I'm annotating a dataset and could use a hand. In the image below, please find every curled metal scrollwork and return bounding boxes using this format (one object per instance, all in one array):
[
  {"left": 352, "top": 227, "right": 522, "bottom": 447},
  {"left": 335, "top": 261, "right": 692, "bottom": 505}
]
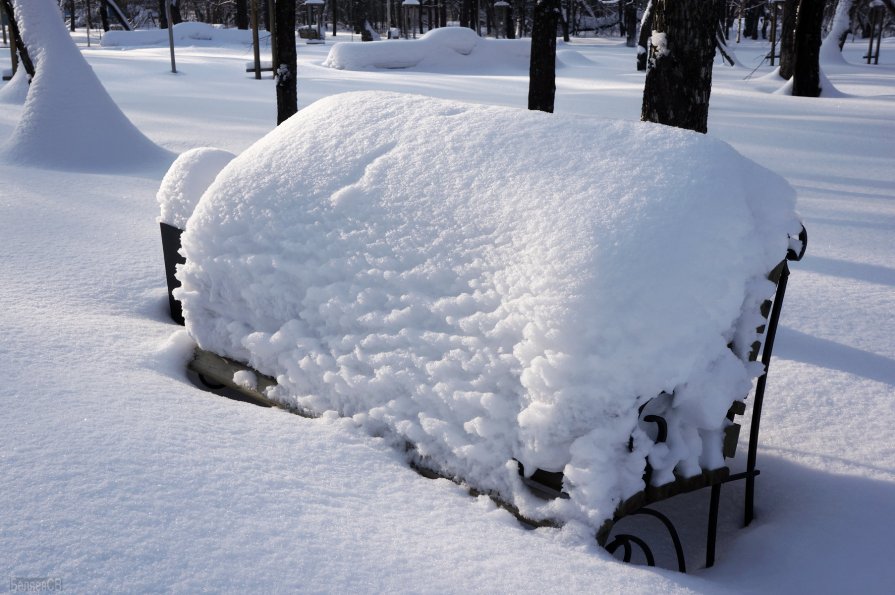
[
  {"left": 606, "top": 533, "right": 656, "bottom": 566},
  {"left": 603, "top": 507, "right": 687, "bottom": 573}
]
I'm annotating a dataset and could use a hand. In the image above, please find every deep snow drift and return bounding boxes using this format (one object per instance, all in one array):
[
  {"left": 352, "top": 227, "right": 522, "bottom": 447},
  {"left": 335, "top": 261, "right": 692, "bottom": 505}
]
[
  {"left": 177, "top": 91, "right": 801, "bottom": 528},
  {"left": 0, "top": 0, "right": 171, "bottom": 172}
]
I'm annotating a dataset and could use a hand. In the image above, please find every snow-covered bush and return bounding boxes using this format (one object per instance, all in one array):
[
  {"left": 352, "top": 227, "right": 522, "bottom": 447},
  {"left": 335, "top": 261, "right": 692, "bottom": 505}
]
[{"left": 176, "top": 91, "right": 801, "bottom": 528}]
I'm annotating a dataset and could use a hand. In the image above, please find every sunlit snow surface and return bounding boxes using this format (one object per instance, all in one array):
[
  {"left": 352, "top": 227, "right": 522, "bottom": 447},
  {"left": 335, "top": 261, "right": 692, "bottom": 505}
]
[{"left": 1, "top": 16, "right": 893, "bottom": 592}]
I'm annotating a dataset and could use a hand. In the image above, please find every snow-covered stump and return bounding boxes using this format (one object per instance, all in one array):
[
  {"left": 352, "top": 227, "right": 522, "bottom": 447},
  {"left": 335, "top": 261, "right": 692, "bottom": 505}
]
[{"left": 174, "top": 91, "right": 805, "bottom": 568}]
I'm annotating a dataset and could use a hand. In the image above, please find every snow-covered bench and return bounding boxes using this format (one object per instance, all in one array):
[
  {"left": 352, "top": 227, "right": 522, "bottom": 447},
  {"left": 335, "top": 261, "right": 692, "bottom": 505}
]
[
  {"left": 161, "top": 92, "right": 806, "bottom": 570},
  {"left": 530, "top": 228, "right": 807, "bottom": 570}
]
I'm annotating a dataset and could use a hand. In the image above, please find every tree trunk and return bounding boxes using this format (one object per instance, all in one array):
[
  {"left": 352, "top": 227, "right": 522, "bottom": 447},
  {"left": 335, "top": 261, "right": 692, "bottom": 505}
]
[
  {"left": 353, "top": 0, "right": 372, "bottom": 40},
  {"left": 560, "top": 0, "right": 570, "bottom": 42},
  {"left": 461, "top": 0, "right": 472, "bottom": 28},
  {"left": 744, "top": 0, "right": 760, "bottom": 39},
  {"left": 640, "top": 0, "right": 719, "bottom": 134},
  {"left": 624, "top": 0, "right": 637, "bottom": 48},
  {"left": 69, "top": 0, "right": 75, "bottom": 31},
  {"left": 791, "top": 0, "right": 824, "bottom": 97},
  {"left": 779, "top": 0, "right": 798, "bottom": 79},
  {"left": 99, "top": 1, "right": 110, "bottom": 32},
  {"left": 637, "top": 1, "right": 653, "bottom": 71},
  {"left": 236, "top": 0, "right": 249, "bottom": 29},
  {"left": 528, "top": 0, "right": 559, "bottom": 112},
  {"left": 332, "top": 0, "right": 338, "bottom": 35},
  {"left": 275, "top": 0, "right": 297, "bottom": 124},
  {"left": 170, "top": 1, "right": 183, "bottom": 25},
  {"left": 1, "top": 0, "right": 34, "bottom": 76},
  {"left": 159, "top": 0, "right": 168, "bottom": 28}
]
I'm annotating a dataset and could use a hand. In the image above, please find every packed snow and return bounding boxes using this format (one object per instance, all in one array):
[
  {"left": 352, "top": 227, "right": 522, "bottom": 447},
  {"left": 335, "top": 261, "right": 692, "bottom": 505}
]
[
  {"left": 177, "top": 91, "right": 800, "bottom": 528},
  {"left": 0, "top": 0, "right": 172, "bottom": 172},
  {"left": 1, "top": 14, "right": 893, "bottom": 593},
  {"left": 157, "top": 147, "right": 235, "bottom": 228}
]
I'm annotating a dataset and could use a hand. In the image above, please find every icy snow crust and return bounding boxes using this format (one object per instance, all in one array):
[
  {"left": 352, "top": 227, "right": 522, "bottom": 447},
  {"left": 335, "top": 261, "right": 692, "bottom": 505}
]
[
  {"left": 157, "top": 148, "right": 235, "bottom": 228},
  {"left": 178, "top": 91, "right": 801, "bottom": 528}
]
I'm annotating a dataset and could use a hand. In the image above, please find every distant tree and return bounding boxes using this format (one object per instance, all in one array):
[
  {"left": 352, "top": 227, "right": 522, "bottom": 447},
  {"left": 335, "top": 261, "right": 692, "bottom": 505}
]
[
  {"left": 560, "top": 0, "right": 570, "bottom": 42},
  {"left": 236, "top": 0, "right": 248, "bottom": 29},
  {"left": 528, "top": 0, "right": 560, "bottom": 112},
  {"left": 353, "top": 0, "right": 372, "bottom": 40},
  {"left": 275, "top": 0, "right": 297, "bottom": 124},
  {"left": 515, "top": 0, "right": 527, "bottom": 37},
  {"left": 331, "top": 0, "right": 338, "bottom": 35},
  {"left": 743, "top": 0, "right": 762, "bottom": 39},
  {"left": 99, "top": 0, "right": 110, "bottom": 31},
  {"left": 624, "top": 0, "right": 637, "bottom": 48},
  {"left": 778, "top": 0, "right": 799, "bottom": 79},
  {"left": 641, "top": 0, "right": 720, "bottom": 133},
  {"left": 791, "top": 0, "right": 825, "bottom": 97},
  {"left": 636, "top": 0, "right": 653, "bottom": 71}
]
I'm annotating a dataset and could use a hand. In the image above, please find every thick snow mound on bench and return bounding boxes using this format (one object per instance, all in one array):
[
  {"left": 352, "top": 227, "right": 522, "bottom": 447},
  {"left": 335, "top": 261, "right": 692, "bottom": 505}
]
[
  {"left": 178, "top": 91, "right": 801, "bottom": 527},
  {"left": 323, "top": 27, "right": 534, "bottom": 72},
  {"left": 157, "top": 148, "right": 235, "bottom": 228}
]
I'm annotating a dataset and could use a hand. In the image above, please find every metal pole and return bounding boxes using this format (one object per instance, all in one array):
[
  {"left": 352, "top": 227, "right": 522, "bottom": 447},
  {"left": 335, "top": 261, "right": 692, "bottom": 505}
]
[
  {"left": 475, "top": 0, "right": 481, "bottom": 36},
  {"left": 86, "top": 0, "right": 92, "bottom": 47},
  {"left": 866, "top": 9, "right": 876, "bottom": 65},
  {"left": 165, "top": 2, "right": 177, "bottom": 72},
  {"left": 251, "top": 0, "right": 261, "bottom": 79},
  {"left": 872, "top": 8, "right": 883, "bottom": 65}
]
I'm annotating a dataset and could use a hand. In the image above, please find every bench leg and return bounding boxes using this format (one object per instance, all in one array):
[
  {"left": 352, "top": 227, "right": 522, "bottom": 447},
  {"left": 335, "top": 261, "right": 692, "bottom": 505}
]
[
  {"left": 745, "top": 472, "right": 755, "bottom": 526},
  {"left": 706, "top": 483, "right": 721, "bottom": 568}
]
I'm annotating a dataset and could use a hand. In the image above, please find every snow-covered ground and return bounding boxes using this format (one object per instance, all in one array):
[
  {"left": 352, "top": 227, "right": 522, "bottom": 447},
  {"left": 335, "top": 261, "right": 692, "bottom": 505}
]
[{"left": 1, "top": 26, "right": 893, "bottom": 593}]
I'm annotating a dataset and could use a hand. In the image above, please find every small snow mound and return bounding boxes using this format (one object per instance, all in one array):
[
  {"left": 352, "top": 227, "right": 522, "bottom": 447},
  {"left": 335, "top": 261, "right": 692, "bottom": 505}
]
[
  {"left": 178, "top": 91, "right": 801, "bottom": 529},
  {"left": 0, "top": 68, "right": 30, "bottom": 104},
  {"left": 158, "top": 148, "right": 236, "bottom": 229},
  {"left": 555, "top": 49, "right": 595, "bottom": 66},
  {"left": 774, "top": 67, "right": 847, "bottom": 98}
]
